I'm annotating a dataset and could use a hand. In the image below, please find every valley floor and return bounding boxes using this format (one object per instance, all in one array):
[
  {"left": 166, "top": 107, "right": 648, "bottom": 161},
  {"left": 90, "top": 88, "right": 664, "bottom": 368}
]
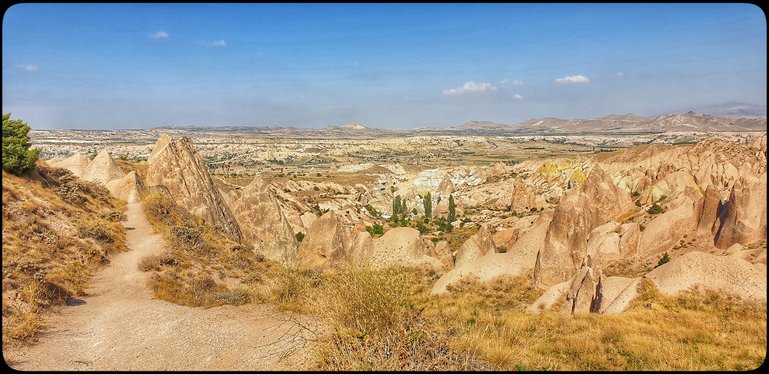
[{"left": 3, "top": 203, "right": 311, "bottom": 370}]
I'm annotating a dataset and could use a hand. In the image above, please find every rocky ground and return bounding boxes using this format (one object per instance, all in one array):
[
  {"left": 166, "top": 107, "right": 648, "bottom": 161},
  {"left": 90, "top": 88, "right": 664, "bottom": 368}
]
[{"left": 41, "top": 130, "right": 768, "bottom": 315}]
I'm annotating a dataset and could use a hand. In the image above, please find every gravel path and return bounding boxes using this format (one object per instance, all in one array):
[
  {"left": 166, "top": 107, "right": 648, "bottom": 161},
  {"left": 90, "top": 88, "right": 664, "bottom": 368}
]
[{"left": 5, "top": 203, "right": 313, "bottom": 370}]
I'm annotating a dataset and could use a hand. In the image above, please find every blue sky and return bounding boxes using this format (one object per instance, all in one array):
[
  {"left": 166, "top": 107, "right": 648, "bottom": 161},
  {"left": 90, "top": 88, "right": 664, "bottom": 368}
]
[{"left": 2, "top": 3, "right": 766, "bottom": 129}]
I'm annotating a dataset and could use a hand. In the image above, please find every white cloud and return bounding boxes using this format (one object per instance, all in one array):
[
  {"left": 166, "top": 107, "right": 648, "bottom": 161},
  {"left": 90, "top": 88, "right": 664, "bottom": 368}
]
[
  {"left": 15, "top": 64, "right": 38, "bottom": 72},
  {"left": 513, "top": 94, "right": 524, "bottom": 100},
  {"left": 554, "top": 74, "right": 590, "bottom": 84},
  {"left": 500, "top": 78, "right": 523, "bottom": 85},
  {"left": 615, "top": 72, "right": 624, "bottom": 77},
  {"left": 442, "top": 81, "right": 498, "bottom": 96},
  {"left": 148, "top": 31, "right": 169, "bottom": 40},
  {"left": 201, "top": 40, "right": 227, "bottom": 48}
]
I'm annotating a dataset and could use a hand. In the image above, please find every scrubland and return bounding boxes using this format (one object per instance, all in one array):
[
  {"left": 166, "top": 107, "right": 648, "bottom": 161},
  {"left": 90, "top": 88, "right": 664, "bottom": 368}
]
[{"left": 139, "top": 195, "right": 766, "bottom": 371}]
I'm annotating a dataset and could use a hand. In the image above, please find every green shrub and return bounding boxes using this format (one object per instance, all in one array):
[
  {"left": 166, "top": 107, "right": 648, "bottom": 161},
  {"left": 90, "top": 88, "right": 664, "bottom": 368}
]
[
  {"left": 295, "top": 231, "right": 305, "bottom": 242},
  {"left": 366, "top": 223, "right": 384, "bottom": 236},
  {"left": 2, "top": 113, "right": 40, "bottom": 175},
  {"left": 656, "top": 252, "right": 671, "bottom": 267},
  {"left": 648, "top": 203, "right": 665, "bottom": 214}
]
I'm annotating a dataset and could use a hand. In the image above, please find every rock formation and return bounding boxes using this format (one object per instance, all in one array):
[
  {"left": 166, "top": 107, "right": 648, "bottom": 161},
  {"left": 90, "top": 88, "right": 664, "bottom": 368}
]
[
  {"left": 714, "top": 173, "right": 768, "bottom": 249},
  {"left": 49, "top": 153, "right": 90, "bottom": 177},
  {"left": 454, "top": 225, "right": 496, "bottom": 268},
  {"left": 298, "top": 211, "right": 349, "bottom": 270},
  {"left": 365, "top": 227, "right": 443, "bottom": 270},
  {"left": 105, "top": 171, "right": 145, "bottom": 204},
  {"left": 534, "top": 165, "right": 635, "bottom": 287},
  {"left": 145, "top": 135, "right": 242, "bottom": 243},
  {"left": 230, "top": 176, "right": 298, "bottom": 263},
  {"left": 82, "top": 149, "right": 126, "bottom": 186},
  {"left": 431, "top": 210, "right": 553, "bottom": 295}
]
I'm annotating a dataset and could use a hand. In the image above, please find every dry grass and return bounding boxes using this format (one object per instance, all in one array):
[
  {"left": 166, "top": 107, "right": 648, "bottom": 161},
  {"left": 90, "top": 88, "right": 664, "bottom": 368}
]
[
  {"left": 296, "top": 266, "right": 489, "bottom": 370},
  {"left": 2, "top": 166, "right": 127, "bottom": 346},
  {"left": 140, "top": 192, "right": 275, "bottom": 308},
  {"left": 425, "top": 275, "right": 766, "bottom": 370}
]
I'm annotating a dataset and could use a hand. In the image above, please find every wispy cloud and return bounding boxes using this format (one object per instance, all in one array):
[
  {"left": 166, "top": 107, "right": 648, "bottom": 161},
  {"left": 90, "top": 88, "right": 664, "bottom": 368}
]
[
  {"left": 15, "top": 64, "right": 38, "bottom": 72},
  {"left": 615, "top": 72, "right": 624, "bottom": 77},
  {"left": 201, "top": 40, "right": 227, "bottom": 48},
  {"left": 442, "top": 81, "right": 498, "bottom": 96},
  {"left": 500, "top": 78, "right": 524, "bottom": 85},
  {"left": 147, "top": 31, "right": 169, "bottom": 40},
  {"left": 554, "top": 74, "right": 590, "bottom": 84},
  {"left": 513, "top": 94, "right": 524, "bottom": 100}
]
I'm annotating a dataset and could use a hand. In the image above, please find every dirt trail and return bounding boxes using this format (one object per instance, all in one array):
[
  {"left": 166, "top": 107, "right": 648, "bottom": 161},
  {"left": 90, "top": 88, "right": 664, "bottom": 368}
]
[{"left": 5, "top": 203, "right": 312, "bottom": 370}]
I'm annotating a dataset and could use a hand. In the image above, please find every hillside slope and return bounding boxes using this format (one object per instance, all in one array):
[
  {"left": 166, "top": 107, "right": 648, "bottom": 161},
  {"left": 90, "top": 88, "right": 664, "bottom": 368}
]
[{"left": 2, "top": 165, "right": 128, "bottom": 346}]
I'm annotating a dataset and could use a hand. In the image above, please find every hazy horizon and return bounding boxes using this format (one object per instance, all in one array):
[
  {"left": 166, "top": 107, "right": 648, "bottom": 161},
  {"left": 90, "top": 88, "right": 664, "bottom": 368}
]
[{"left": 3, "top": 3, "right": 767, "bottom": 130}]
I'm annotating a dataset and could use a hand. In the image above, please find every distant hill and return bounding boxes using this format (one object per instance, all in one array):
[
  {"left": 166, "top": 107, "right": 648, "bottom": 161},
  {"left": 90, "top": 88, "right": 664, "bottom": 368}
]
[
  {"left": 151, "top": 111, "right": 766, "bottom": 136},
  {"left": 509, "top": 112, "right": 766, "bottom": 134},
  {"left": 686, "top": 101, "right": 767, "bottom": 117}
]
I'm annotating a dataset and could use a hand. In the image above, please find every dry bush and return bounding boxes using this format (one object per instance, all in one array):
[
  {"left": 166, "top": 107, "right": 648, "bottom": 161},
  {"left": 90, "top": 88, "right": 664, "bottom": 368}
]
[
  {"left": 100, "top": 210, "right": 127, "bottom": 222},
  {"left": 37, "top": 166, "right": 112, "bottom": 207},
  {"left": 268, "top": 268, "right": 322, "bottom": 311},
  {"left": 138, "top": 255, "right": 162, "bottom": 272},
  {"left": 307, "top": 266, "right": 487, "bottom": 370},
  {"left": 169, "top": 225, "right": 204, "bottom": 250}
]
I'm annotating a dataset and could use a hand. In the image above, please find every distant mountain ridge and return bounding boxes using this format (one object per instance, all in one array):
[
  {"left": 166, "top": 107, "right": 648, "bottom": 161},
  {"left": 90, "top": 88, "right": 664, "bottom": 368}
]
[
  {"left": 152, "top": 111, "right": 766, "bottom": 135},
  {"left": 685, "top": 101, "right": 766, "bottom": 117}
]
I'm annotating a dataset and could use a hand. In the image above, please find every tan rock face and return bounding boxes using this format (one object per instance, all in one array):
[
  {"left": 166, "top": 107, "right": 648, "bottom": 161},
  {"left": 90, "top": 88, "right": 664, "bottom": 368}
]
[
  {"left": 49, "top": 153, "right": 90, "bottom": 177},
  {"left": 366, "top": 227, "right": 443, "bottom": 270},
  {"left": 82, "top": 150, "right": 126, "bottom": 186},
  {"left": 298, "top": 211, "right": 349, "bottom": 271},
  {"left": 492, "top": 215, "right": 538, "bottom": 250},
  {"left": 348, "top": 231, "right": 374, "bottom": 266},
  {"left": 560, "top": 266, "right": 603, "bottom": 314},
  {"left": 145, "top": 135, "right": 242, "bottom": 243},
  {"left": 697, "top": 185, "right": 722, "bottom": 236},
  {"left": 454, "top": 225, "right": 496, "bottom": 268},
  {"left": 640, "top": 197, "right": 698, "bottom": 255},
  {"left": 300, "top": 212, "right": 318, "bottom": 230},
  {"left": 230, "top": 176, "right": 298, "bottom": 263},
  {"left": 431, "top": 241, "right": 454, "bottom": 268},
  {"left": 647, "top": 251, "right": 766, "bottom": 301},
  {"left": 534, "top": 165, "right": 635, "bottom": 287},
  {"left": 105, "top": 171, "right": 146, "bottom": 204},
  {"left": 714, "top": 173, "right": 768, "bottom": 249},
  {"left": 617, "top": 223, "right": 640, "bottom": 257}
]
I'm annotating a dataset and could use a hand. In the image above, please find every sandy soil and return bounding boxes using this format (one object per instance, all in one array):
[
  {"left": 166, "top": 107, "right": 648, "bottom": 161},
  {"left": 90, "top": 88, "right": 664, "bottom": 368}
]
[{"left": 4, "top": 203, "right": 313, "bottom": 370}]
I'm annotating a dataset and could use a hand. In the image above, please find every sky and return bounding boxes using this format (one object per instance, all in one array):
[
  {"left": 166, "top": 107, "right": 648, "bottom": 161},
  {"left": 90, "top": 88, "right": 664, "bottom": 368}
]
[{"left": 2, "top": 3, "right": 766, "bottom": 129}]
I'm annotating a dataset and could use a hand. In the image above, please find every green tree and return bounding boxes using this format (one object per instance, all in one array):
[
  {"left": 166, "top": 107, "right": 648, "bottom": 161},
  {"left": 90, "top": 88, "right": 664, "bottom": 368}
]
[
  {"left": 423, "top": 192, "right": 432, "bottom": 219},
  {"left": 448, "top": 194, "right": 456, "bottom": 223},
  {"left": 393, "top": 195, "right": 402, "bottom": 216},
  {"left": 366, "top": 223, "right": 384, "bottom": 237},
  {"left": 400, "top": 198, "right": 407, "bottom": 217},
  {"left": 2, "top": 113, "right": 40, "bottom": 175}
]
